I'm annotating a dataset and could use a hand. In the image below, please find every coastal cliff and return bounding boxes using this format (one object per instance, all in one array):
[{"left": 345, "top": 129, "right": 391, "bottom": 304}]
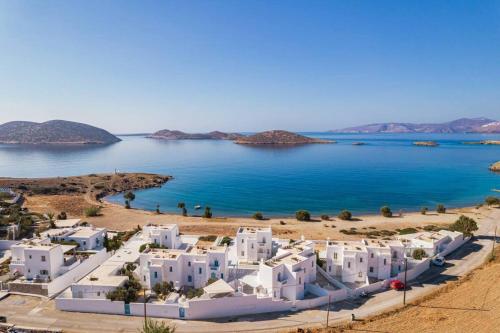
[
  {"left": 0, "top": 120, "right": 121, "bottom": 144},
  {"left": 234, "top": 130, "right": 332, "bottom": 145}
]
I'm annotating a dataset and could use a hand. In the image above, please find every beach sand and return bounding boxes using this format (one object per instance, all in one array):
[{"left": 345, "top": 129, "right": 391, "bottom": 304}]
[{"left": 22, "top": 193, "right": 488, "bottom": 241}]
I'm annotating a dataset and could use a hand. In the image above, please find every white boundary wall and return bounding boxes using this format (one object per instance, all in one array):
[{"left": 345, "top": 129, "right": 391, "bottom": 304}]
[
  {"left": 47, "top": 249, "right": 110, "bottom": 297},
  {"left": 0, "top": 240, "right": 17, "bottom": 250},
  {"left": 438, "top": 236, "right": 470, "bottom": 257}
]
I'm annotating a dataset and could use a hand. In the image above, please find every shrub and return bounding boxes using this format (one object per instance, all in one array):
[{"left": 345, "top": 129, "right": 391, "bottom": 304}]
[
  {"left": 124, "top": 191, "right": 136, "bottom": 201},
  {"left": 436, "top": 204, "right": 446, "bottom": 214},
  {"left": 140, "top": 318, "right": 176, "bottom": 333},
  {"left": 420, "top": 207, "right": 428, "bottom": 215},
  {"left": 338, "top": 210, "right": 352, "bottom": 221},
  {"left": 295, "top": 210, "right": 311, "bottom": 221},
  {"left": 57, "top": 211, "right": 67, "bottom": 220},
  {"left": 380, "top": 206, "right": 392, "bottom": 217},
  {"left": 199, "top": 235, "right": 217, "bottom": 242},
  {"left": 253, "top": 212, "right": 264, "bottom": 220},
  {"left": 203, "top": 207, "right": 212, "bottom": 218},
  {"left": 84, "top": 206, "right": 101, "bottom": 217},
  {"left": 485, "top": 196, "right": 500, "bottom": 206},
  {"left": 320, "top": 215, "right": 330, "bottom": 221},
  {"left": 449, "top": 215, "right": 478, "bottom": 237},
  {"left": 220, "top": 236, "right": 232, "bottom": 246},
  {"left": 398, "top": 227, "right": 418, "bottom": 235},
  {"left": 412, "top": 248, "right": 427, "bottom": 260},
  {"left": 280, "top": 221, "right": 286, "bottom": 225}
]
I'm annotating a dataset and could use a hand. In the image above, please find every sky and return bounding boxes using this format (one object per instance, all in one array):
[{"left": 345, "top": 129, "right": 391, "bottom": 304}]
[{"left": 0, "top": 1, "right": 499, "bottom": 133}]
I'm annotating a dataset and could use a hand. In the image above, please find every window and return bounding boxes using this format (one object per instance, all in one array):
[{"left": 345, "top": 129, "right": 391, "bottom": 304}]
[
  {"left": 328, "top": 266, "right": 331, "bottom": 272},
  {"left": 83, "top": 241, "right": 86, "bottom": 246},
  {"left": 188, "top": 275, "right": 192, "bottom": 283},
  {"left": 96, "top": 239, "right": 100, "bottom": 244},
  {"left": 262, "top": 238, "right": 266, "bottom": 244},
  {"left": 188, "top": 261, "right": 191, "bottom": 267},
  {"left": 383, "top": 259, "right": 387, "bottom": 265},
  {"left": 97, "top": 292, "right": 101, "bottom": 297},
  {"left": 199, "top": 267, "right": 202, "bottom": 274},
  {"left": 398, "top": 265, "right": 401, "bottom": 271},
  {"left": 40, "top": 269, "right": 49, "bottom": 275},
  {"left": 165, "top": 235, "right": 168, "bottom": 239},
  {"left": 369, "top": 267, "right": 374, "bottom": 273},
  {"left": 393, "top": 252, "right": 397, "bottom": 259},
  {"left": 221, "top": 273, "right": 224, "bottom": 279},
  {"left": 169, "top": 266, "right": 173, "bottom": 272},
  {"left": 241, "top": 251, "right": 245, "bottom": 257},
  {"left": 360, "top": 257, "right": 363, "bottom": 263},
  {"left": 333, "top": 253, "right": 337, "bottom": 259},
  {"left": 358, "top": 272, "right": 362, "bottom": 277},
  {"left": 41, "top": 255, "right": 46, "bottom": 262},
  {"left": 348, "top": 262, "right": 351, "bottom": 269},
  {"left": 311, "top": 261, "right": 314, "bottom": 267},
  {"left": 154, "top": 272, "right": 158, "bottom": 278},
  {"left": 241, "top": 239, "right": 244, "bottom": 243},
  {"left": 299, "top": 277, "right": 302, "bottom": 284},
  {"left": 214, "top": 260, "right": 219, "bottom": 267},
  {"left": 251, "top": 244, "right": 254, "bottom": 249},
  {"left": 28, "top": 255, "right": 32, "bottom": 259},
  {"left": 371, "top": 253, "right": 374, "bottom": 258},
  {"left": 144, "top": 276, "right": 146, "bottom": 281}
]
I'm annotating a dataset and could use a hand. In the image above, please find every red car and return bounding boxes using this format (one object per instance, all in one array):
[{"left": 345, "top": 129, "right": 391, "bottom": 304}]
[{"left": 390, "top": 280, "right": 405, "bottom": 290}]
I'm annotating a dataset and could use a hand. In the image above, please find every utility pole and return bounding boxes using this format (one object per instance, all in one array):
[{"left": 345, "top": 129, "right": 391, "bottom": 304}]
[
  {"left": 493, "top": 226, "right": 497, "bottom": 259},
  {"left": 403, "top": 257, "right": 408, "bottom": 305},
  {"left": 326, "top": 295, "right": 331, "bottom": 328},
  {"left": 143, "top": 288, "right": 147, "bottom": 322}
]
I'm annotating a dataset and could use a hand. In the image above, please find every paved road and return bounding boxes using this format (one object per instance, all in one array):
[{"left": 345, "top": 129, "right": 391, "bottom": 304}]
[{"left": 0, "top": 208, "right": 498, "bottom": 333}]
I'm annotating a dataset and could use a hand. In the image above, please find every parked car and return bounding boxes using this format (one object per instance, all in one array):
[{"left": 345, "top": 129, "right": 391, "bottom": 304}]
[
  {"left": 432, "top": 256, "right": 445, "bottom": 266},
  {"left": 390, "top": 280, "right": 405, "bottom": 291}
]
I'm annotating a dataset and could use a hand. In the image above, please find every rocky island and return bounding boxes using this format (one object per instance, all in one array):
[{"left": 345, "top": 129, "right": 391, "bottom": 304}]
[
  {"left": 413, "top": 141, "right": 439, "bottom": 147},
  {"left": 463, "top": 140, "right": 500, "bottom": 145},
  {"left": 0, "top": 120, "right": 121, "bottom": 144},
  {"left": 490, "top": 161, "right": 500, "bottom": 172},
  {"left": 147, "top": 129, "right": 243, "bottom": 140},
  {"left": 234, "top": 130, "right": 332, "bottom": 145}
]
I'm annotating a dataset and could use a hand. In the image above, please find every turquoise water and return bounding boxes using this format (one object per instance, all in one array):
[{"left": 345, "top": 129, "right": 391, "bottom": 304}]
[{"left": 0, "top": 133, "right": 498, "bottom": 216}]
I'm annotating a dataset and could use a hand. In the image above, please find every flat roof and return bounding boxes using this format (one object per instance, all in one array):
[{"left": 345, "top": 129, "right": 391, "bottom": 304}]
[
  {"left": 238, "top": 226, "right": 271, "bottom": 234},
  {"left": 70, "top": 227, "right": 105, "bottom": 238},
  {"left": 55, "top": 219, "right": 81, "bottom": 228}
]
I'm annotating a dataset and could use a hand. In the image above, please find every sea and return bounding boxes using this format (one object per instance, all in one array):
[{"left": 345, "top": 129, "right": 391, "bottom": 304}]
[{"left": 0, "top": 133, "right": 498, "bottom": 217}]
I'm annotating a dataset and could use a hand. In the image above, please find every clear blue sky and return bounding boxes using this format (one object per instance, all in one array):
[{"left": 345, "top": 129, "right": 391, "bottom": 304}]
[{"left": 0, "top": 1, "right": 499, "bottom": 133}]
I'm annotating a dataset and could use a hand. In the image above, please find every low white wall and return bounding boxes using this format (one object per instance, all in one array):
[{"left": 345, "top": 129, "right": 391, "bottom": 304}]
[
  {"left": 47, "top": 249, "right": 110, "bottom": 297},
  {"left": 438, "top": 236, "right": 470, "bottom": 257},
  {"left": 395, "top": 258, "right": 430, "bottom": 282},
  {"left": 56, "top": 297, "right": 125, "bottom": 315},
  {"left": 130, "top": 302, "right": 179, "bottom": 318},
  {"left": 184, "top": 294, "right": 292, "bottom": 320}
]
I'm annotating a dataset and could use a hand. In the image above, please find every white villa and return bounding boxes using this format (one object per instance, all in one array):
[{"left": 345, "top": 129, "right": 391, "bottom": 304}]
[
  {"left": 398, "top": 229, "right": 465, "bottom": 257},
  {"left": 140, "top": 241, "right": 229, "bottom": 290},
  {"left": 42, "top": 226, "right": 106, "bottom": 251},
  {"left": 142, "top": 224, "right": 181, "bottom": 249},
  {"left": 9, "top": 238, "right": 79, "bottom": 281},
  {"left": 325, "top": 239, "right": 405, "bottom": 284},
  {"left": 239, "top": 238, "right": 316, "bottom": 301},
  {"left": 236, "top": 226, "right": 273, "bottom": 262}
]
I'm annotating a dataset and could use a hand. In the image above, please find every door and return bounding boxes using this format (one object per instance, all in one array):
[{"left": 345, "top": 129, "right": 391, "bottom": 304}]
[
  {"left": 179, "top": 307, "right": 185, "bottom": 318},
  {"left": 124, "top": 303, "right": 131, "bottom": 315}
]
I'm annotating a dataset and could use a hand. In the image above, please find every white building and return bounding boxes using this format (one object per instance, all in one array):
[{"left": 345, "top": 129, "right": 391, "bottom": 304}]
[
  {"left": 398, "top": 230, "right": 464, "bottom": 257},
  {"left": 43, "top": 226, "right": 106, "bottom": 251},
  {"left": 9, "top": 238, "right": 79, "bottom": 281},
  {"left": 325, "top": 239, "right": 405, "bottom": 284},
  {"left": 142, "top": 224, "right": 181, "bottom": 249},
  {"left": 140, "top": 241, "right": 229, "bottom": 290},
  {"left": 240, "top": 238, "right": 316, "bottom": 301},
  {"left": 236, "top": 226, "right": 273, "bottom": 262}
]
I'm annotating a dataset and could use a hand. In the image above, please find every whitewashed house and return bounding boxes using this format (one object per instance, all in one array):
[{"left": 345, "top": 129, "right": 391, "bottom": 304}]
[
  {"left": 140, "top": 241, "right": 229, "bottom": 290},
  {"left": 43, "top": 226, "right": 106, "bottom": 251},
  {"left": 240, "top": 238, "right": 316, "bottom": 301},
  {"left": 9, "top": 238, "right": 79, "bottom": 281},
  {"left": 142, "top": 224, "right": 181, "bottom": 249},
  {"left": 236, "top": 226, "right": 273, "bottom": 262},
  {"left": 325, "top": 239, "right": 405, "bottom": 284},
  {"left": 398, "top": 230, "right": 464, "bottom": 257}
]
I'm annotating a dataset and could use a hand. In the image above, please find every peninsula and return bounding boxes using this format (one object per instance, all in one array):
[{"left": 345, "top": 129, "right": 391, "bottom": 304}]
[
  {"left": 0, "top": 120, "right": 121, "bottom": 144},
  {"left": 147, "top": 129, "right": 243, "bottom": 140},
  {"left": 234, "top": 130, "right": 332, "bottom": 145},
  {"left": 330, "top": 117, "right": 500, "bottom": 134}
]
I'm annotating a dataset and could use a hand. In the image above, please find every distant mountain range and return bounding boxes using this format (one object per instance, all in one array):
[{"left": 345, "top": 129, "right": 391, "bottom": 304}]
[
  {"left": 330, "top": 118, "right": 500, "bottom": 134},
  {"left": 234, "top": 130, "right": 331, "bottom": 145},
  {"left": 147, "top": 129, "right": 244, "bottom": 140},
  {"left": 0, "top": 120, "right": 121, "bottom": 144}
]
